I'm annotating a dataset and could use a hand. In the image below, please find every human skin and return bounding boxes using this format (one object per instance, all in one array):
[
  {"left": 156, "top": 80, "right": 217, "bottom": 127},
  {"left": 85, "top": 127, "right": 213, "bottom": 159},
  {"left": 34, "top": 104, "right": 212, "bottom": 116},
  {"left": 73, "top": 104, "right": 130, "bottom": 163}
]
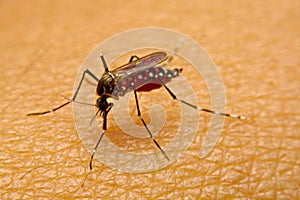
[{"left": 1, "top": 1, "right": 299, "bottom": 199}]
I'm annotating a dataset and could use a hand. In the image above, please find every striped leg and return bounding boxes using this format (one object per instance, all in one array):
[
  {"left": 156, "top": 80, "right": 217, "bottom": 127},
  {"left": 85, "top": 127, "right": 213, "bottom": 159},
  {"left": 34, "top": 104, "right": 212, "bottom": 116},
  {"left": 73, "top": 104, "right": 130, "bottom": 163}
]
[
  {"left": 160, "top": 81, "right": 247, "bottom": 120},
  {"left": 27, "top": 69, "right": 99, "bottom": 116},
  {"left": 133, "top": 89, "right": 170, "bottom": 161}
]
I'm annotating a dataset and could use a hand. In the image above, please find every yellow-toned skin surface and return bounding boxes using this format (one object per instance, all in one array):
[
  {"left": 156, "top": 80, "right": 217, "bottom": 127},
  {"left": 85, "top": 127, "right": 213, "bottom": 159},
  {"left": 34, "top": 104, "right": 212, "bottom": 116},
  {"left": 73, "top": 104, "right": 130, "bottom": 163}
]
[{"left": 1, "top": 1, "right": 299, "bottom": 199}]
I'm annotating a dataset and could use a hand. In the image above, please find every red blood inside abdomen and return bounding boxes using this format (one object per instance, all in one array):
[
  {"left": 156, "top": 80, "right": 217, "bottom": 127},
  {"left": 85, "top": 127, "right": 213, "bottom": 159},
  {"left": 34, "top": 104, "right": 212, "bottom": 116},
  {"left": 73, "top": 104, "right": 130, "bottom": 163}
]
[{"left": 136, "top": 83, "right": 162, "bottom": 92}]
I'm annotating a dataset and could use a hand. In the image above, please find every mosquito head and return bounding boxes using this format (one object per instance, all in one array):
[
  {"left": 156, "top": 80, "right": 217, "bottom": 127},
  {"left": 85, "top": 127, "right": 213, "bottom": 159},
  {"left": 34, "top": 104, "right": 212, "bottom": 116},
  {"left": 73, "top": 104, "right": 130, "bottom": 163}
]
[{"left": 96, "top": 95, "right": 112, "bottom": 115}]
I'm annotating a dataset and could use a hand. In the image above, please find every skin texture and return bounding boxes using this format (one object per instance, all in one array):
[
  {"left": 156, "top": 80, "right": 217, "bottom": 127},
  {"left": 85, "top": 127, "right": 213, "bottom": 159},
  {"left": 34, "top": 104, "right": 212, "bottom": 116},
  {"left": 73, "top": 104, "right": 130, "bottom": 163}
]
[{"left": 0, "top": 0, "right": 299, "bottom": 199}]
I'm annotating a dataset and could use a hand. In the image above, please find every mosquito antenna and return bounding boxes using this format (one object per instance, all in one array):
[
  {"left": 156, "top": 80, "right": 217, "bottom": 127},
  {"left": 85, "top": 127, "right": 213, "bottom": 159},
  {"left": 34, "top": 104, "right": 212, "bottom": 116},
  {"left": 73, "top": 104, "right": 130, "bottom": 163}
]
[
  {"left": 89, "top": 109, "right": 101, "bottom": 125},
  {"left": 100, "top": 53, "right": 109, "bottom": 72}
]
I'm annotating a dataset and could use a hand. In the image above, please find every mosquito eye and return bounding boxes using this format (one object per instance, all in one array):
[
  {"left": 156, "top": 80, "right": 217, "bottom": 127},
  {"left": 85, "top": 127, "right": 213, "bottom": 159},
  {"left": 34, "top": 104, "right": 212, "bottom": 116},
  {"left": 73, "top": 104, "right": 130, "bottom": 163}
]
[
  {"left": 97, "top": 98, "right": 101, "bottom": 105},
  {"left": 97, "top": 82, "right": 104, "bottom": 96}
]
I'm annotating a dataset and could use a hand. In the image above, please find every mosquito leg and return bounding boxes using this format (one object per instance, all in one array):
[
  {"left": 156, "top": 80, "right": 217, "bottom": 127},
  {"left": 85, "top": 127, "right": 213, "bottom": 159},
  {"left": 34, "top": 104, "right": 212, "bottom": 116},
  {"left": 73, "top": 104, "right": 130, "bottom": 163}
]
[
  {"left": 72, "top": 69, "right": 99, "bottom": 101},
  {"left": 129, "top": 55, "right": 140, "bottom": 63},
  {"left": 130, "top": 92, "right": 142, "bottom": 116},
  {"left": 82, "top": 113, "right": 106, "bottom": 188},
  {"left": 89, "top": 102, "right": 113, "bottom": 169},
  {"left": 27, "top": 69, "right": 99, "bottom": 116},
  {"left": 160, "top": 81, "right": 247, "bottom": 120},
  {"left": 82, "top": 104, "right": 112, "bottom": 187},
  {"left": 89, "top": 127, "right": 105, "bottom": 170},
  {"left": 99, "top": 53, "right": 109, "bottom": 72},
  {"left": 133, "top": 89, "right": 170, "bottom": 161}
]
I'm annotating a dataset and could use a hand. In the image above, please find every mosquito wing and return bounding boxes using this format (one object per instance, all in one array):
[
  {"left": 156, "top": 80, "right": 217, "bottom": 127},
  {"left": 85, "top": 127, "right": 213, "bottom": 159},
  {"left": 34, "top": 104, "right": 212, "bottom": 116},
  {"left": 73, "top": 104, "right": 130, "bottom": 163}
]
[
  {"left": 110, "top": 51, "right": 182, "bottom": 99},
  {"left": 111, "top": 52, "right": 168, "bottom": 77}
]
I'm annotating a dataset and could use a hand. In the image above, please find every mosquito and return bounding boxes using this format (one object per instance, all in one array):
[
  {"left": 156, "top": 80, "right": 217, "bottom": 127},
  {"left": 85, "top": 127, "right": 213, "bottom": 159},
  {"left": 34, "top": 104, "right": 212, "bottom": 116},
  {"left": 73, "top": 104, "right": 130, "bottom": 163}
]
[{"left": 28, "top": 51, "right": 247, "bottom": 170}]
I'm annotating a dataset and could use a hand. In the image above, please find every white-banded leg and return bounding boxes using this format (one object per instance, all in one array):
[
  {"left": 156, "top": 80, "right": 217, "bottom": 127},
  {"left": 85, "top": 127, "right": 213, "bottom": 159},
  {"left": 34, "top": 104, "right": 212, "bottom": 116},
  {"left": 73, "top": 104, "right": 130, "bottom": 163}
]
[
  {"left": 133, "top": 89, "right": 170, "bottom": 161},
  {"left": 27, "top": 69, "right": 99, "bottom": 116},
  {"left": 160, "top": 80, "right": 247, "bottom": 120}
]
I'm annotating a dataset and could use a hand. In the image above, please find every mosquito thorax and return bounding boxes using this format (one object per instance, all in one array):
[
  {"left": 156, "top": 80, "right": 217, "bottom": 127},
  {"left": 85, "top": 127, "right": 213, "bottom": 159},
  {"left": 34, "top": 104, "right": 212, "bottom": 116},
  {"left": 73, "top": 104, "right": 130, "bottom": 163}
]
[{"left": 96, "top": 72, "right": 116, "bottom": 97}]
